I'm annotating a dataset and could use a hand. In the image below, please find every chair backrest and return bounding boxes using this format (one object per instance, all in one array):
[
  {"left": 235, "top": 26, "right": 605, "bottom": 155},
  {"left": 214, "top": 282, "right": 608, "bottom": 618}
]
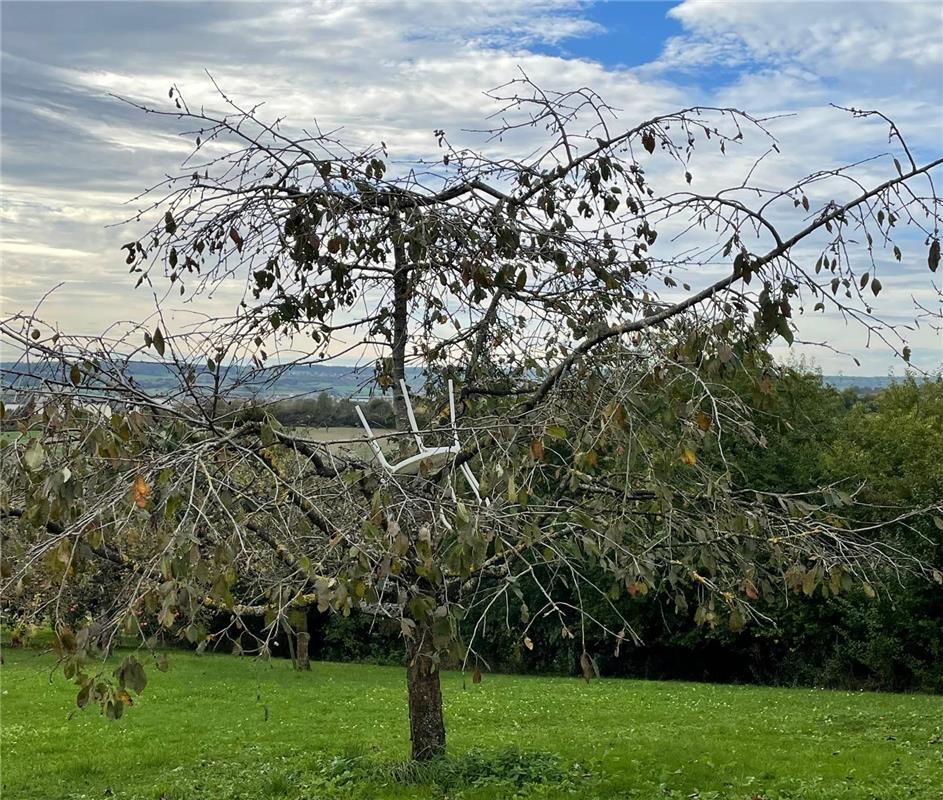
[
  {"left": 447, "top": 379, "right": 460, "bottom": 449},
  {"left": 399, "top": 378, "right": 461, "bottom": 453},
  {"left": 399, "top": 379, "right": 426, "bottom": 453},
  {"left": 358, "top": 380, "right": 467, "bottom": 482}
]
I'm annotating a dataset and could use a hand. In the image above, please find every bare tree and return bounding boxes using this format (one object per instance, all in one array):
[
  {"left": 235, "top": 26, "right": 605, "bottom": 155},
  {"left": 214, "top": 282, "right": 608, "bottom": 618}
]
[{"left": 2, "top": 77, "right": 941, "bottom": 760}]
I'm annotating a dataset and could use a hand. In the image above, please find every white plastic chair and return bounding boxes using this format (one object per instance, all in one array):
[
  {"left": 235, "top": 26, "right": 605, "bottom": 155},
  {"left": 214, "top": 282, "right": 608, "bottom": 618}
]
[{"left": 355, "top": 379, "right": 481, "bottom": 500}]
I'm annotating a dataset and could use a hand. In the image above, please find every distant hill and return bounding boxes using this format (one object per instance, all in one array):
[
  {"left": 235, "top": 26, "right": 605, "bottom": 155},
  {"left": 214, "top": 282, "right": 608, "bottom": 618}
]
[
  {"left": 0, "top": 360, "right": 909, "bottom": 399},
  {"left": 0, "top": 361, "right": 423, "bottom": 400},
  {"left": 822, "top": 375, "right": 897, "bottom": 392}
]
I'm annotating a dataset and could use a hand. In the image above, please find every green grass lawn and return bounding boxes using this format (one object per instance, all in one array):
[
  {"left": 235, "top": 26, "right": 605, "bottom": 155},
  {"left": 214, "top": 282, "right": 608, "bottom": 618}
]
[{"left": 1, "top": 648, "right": 941, "bottom": 800}]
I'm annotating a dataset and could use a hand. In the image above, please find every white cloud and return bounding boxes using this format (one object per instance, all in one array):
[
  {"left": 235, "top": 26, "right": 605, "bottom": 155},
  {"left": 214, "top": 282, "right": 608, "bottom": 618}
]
[
  {"left": 0, "top": 240, "right": 95, "bottom": 259},
  {"left": 662, "top": 0, "right": 942, "bottom": 80},
  {"left": 0, "top": 0, "right": 939, "bottom": 374}
]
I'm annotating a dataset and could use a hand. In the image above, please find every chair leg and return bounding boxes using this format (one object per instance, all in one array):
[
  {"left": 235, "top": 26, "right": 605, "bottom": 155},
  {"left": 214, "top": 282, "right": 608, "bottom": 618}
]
[
  {"left": 448, "top": 379, "right": 460, "bottom": 449},
  {"left": 461, "top": 462, "right": 482, "bottom": 502},
  {"left": 399, "top": 379, "right": 426, "bottom": 453},
  {"left": 356, "top": 404, "right": 391, "bottom": 471}
]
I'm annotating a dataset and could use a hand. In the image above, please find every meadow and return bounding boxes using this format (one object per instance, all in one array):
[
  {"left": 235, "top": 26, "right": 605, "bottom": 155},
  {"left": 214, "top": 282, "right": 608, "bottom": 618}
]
[{"left": 1, "top": 648, "right": 941, "bottom": 800}]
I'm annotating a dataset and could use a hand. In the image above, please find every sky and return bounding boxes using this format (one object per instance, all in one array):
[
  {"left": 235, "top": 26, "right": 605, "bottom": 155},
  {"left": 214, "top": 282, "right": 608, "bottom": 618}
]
[{"left": 1, "top": 0, "right": 941, "bottom": 374}]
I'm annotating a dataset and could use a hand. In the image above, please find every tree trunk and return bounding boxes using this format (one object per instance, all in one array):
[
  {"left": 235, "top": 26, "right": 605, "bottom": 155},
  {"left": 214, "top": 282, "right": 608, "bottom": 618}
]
[
  {"left": 406, "top": 632, "right": 446, "bottom": 761},
  {"left": 391, "top": 215, "right": 445, "bottom": 761},
  {"left": 390, "top": 213, "right": 411, "bottom": 451},
  {"left": 295, "top": 613, "right": 310, "bottom": 671}
]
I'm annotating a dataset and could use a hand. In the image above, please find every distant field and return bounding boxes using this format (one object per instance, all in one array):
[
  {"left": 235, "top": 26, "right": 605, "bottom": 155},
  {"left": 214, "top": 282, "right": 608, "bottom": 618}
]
[
  {"left": 292, "top": 425, "right": 390, "bottom": 442},
  {"left": 2, "top": 648, "right": 941, "bottom": 799},
  {"left": 292, "top": 425, "right": 396, "bottom": 461},
  {"left": 0, "top": 430, "right": 40, "bottom": 445}
]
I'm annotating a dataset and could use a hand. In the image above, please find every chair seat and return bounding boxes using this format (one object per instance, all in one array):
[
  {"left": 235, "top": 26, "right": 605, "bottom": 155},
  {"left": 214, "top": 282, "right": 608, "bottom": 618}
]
[{"left": 388, "top": 446, "right": 460, "bottom": 476}]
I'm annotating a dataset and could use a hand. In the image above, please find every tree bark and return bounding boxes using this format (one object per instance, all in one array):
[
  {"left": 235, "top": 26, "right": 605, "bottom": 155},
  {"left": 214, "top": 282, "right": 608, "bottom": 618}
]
[
  {"left": 406, "top": 631, "right": 446, "bottom": 761},
  {"left": 390, "top": 214, "right": 445, "bottom": 761},
  {"left": 295, "top": 612, "right": 310, "bottom": 671},
  {"left": 390, "top": 213, "right": 411, "bottom": 452}
]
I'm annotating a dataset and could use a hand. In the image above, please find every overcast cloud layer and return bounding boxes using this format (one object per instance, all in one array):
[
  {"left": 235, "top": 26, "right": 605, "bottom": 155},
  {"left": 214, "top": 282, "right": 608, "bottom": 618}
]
[{"left": 1, "top": 0, "right": 941, "bottom": 373}]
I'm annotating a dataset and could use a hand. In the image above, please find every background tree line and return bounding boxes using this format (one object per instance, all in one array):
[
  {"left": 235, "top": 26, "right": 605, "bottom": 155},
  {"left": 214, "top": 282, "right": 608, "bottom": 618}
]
[
  {"left": 267, "top": 393, "right": 395, "bottom": 429},
  {"left": 0, "top": 391, "right": 395, "bottom": 431},
  {"left": 222, "top": 369, "right": 943, "bottom": 692}
]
